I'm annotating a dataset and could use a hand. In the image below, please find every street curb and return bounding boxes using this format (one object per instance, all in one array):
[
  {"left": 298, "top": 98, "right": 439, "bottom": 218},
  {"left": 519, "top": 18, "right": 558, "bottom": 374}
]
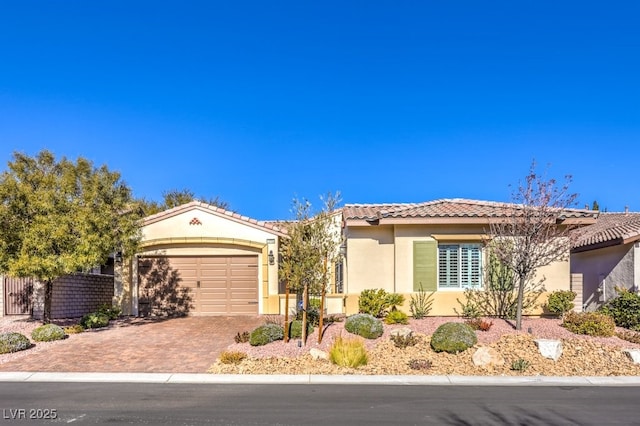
[{"left": 1, "top": 372, "right": 640, "bottom": 386}]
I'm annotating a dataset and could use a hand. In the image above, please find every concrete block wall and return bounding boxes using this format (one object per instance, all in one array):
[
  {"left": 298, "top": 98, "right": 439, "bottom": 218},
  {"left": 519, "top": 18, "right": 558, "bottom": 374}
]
[{"left": 32, "top": 273, "right": 114, "bottom": 320}]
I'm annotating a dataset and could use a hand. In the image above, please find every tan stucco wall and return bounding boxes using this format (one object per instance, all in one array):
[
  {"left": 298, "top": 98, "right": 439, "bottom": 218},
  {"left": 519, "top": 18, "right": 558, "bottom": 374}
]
[
  {"left": 571, "top": 243, "right": 636, "bottom": 311},
  {"left": 344, "top": 226, "right": 395, "bottom": 294},
  {"left": 116, "top": 207, "right": 281, "bottom": 316},
  {"left": 343, "top": 223, "right": 573, "bottom": 316}
]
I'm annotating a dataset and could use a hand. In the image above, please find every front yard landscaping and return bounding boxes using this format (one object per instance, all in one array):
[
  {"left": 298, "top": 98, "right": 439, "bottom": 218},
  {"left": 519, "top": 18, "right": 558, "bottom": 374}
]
[{"left": 209, "top": 316, "right": 640, "bottom": 376}]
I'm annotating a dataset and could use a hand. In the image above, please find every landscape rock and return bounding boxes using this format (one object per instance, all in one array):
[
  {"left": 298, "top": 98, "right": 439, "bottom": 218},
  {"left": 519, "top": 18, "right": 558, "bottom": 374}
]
[
  {"left": 623, "top": 349, "right": 640, "bottom": 364},
  {"left": 389, "top": 327, "right": 413, "bottom": 338},
  {"left": 534, "top": 339, "right": 563, "bottom": 361},
  {"left": 309, "top": 348, "right": 329, "bottom": 361},
  {"left": 472, "top": 347, "right": 505, "bottom": 367}
]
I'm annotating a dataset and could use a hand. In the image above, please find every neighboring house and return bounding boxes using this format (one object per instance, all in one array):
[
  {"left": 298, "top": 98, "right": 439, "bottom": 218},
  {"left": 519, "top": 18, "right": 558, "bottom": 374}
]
[
  {"left": 116, "top": 201, "right": 287, "bottom": 316},
  {"left": 341, "top": 199, "right": 597, "bottom": 316},
  {"left": 571, "top": 211, "right": 640, "bottom": 311}
]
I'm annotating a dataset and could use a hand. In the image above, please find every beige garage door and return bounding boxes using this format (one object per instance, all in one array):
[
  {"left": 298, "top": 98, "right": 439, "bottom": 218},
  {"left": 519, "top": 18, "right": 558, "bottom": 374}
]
[{"left": 139, "top": 256, "right": 259, "bottom": 315}]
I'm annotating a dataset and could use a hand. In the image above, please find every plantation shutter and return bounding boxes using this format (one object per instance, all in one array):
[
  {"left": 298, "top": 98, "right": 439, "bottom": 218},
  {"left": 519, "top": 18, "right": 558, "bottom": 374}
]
[
  {"left": 413, "top": 240, "right": 437, "bottom": 291},
  {"left": 460, "top": 245, "right": 482, "bottom": 288},
  {"left": 438, "top": 245, "right": 459, "bottom": 288}
]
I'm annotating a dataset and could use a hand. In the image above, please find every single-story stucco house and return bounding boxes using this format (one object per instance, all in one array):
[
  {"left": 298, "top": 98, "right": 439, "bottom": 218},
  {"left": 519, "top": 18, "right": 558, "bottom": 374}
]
[
  {"left": 341, "top": 198, "right": 597, "bottom": 316},
  {"left": 115, "top": 198, "right": 599, "bottom": 318},
  {"left": 571, "top": 211, "right": 640, "bottom": 311}
]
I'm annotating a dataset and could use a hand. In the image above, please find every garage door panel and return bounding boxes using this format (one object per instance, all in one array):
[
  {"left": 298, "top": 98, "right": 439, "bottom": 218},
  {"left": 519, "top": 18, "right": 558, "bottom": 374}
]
[{"left": 141, "top": 255, "right": 259, "bottom": 315}]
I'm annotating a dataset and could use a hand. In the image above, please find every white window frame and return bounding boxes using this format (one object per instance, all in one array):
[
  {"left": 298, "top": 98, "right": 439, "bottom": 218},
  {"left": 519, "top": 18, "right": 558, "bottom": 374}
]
[{"left": 437, "top": 243, "right": 482, "bottom": 290}]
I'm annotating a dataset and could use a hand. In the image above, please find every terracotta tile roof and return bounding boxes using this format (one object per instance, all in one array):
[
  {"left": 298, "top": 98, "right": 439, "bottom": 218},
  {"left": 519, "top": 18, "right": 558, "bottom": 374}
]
[
  {"left": 572, "top": 212, "right": 640, "bottom": 249},
  {"left": 343, "top": 198, "right": 596, "bottom": 221},
  {"left": 143, "top": 201, "right": 287, "bottom": 235}
]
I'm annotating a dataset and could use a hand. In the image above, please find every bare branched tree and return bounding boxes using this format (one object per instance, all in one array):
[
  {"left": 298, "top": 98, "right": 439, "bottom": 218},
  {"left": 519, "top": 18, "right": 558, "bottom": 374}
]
[{"left": 488, "top": 161, "right": 581, "bottom": 330}]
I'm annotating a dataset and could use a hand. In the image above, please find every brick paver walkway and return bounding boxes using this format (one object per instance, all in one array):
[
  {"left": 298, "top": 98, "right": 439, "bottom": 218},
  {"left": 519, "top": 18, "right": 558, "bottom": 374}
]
[{"left": 0, "top": 316, "right": 263, "bottom": 373}]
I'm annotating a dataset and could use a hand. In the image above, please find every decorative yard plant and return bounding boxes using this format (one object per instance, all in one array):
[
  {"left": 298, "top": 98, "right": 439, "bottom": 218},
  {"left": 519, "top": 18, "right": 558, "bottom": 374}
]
[
  {"left": 329, "top": 336, "right": 368, "bottom": 368},
  {"left": 599, "top": 288, "right": 640, "bottom": 331},
  {"left": 0, "top": 332, "right": 31, "bottom": 354},
  {"left": 410, "top": 284, "right": 434, "bottom": 319},
  {"left": 345, "top": 313, "right": 384, "bottom": 339},
  {"left": 31, "top": 324, "right": 66, "bottom": 342},
  {"left": 430, "top": 322, "right": 477, "bottom": 353},
  {"left": 249, "top": 323, "right": 284, "bottom": 346},
  {"left": 358, "top": 289, "right": 404, "bottom": 318},
  {"left": 289, "top": 319, "right": 315, "bottom": 339},
  {"left": 562, "top": 311, "right": 615, "bottom": 337},
  {"left": 80, "top": 312, "right": 110, "bottom": 329},
  {"left": 545, "top": 290, "right": 576, "bottom": 317}
]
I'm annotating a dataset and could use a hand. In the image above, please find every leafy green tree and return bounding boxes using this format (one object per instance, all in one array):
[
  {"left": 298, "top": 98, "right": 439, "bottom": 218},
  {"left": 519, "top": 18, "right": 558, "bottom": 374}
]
[
  {"left": 140, "top": 188, "right": 229, "bottom": 216},
  {"left": 279, "top": 192, "right": 342, "bottom": 344},
  {"left": 592, "top": 200, "right": 600, "bottom": 211},
  {"left": 0, "top": 150, "right": 142, "bottom": 323}
]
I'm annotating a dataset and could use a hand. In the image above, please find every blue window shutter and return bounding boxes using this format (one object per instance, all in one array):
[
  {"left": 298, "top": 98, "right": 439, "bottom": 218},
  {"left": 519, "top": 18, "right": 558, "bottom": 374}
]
[{"left": 414, "top": 241, "right": 437, "bottom": 291}]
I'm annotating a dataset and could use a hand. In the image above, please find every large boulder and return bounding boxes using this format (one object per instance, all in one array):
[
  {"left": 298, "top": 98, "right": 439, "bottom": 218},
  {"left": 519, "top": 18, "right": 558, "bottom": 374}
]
[{"left": 472, "top": 347, "right": 505, "bottom": 367}]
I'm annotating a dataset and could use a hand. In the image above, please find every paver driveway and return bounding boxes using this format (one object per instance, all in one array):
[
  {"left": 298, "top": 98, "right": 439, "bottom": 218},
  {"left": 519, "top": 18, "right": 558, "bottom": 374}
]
[{"left": 0, "top": 316, "right": 263, "bottom": 373}]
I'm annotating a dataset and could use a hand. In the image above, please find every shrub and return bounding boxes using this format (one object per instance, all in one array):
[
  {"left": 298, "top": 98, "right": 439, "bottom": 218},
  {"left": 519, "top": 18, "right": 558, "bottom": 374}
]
[
  {"left": 562, "top": 311, "right": 615, "bottom": 337},
  {"left": 0, "top": 332, "right": 31, "bottom": 354},
  {"left": 63, "top": 324, "right": 85, "bottom": 334},
  {"left": 80, "top": 312, "right": 110, "bottom": 329},
  {"left": 329, "top": 336, "right": 368, "bottom": 368},
  {"left": 385, "top": 310, "right": 409, "bottom": 325},
  {"left": 408, "top": 359, "right": 432, "bottom": 371},
  {"left": 31, "top": 324, "right": 66, "bottom": 342},
  {"left": 219, "top": 351, "right": 247, "bottom": 365},
  {"left": 430, "top": 322, "right": 477, "bottom": 353},
  {"left": 600, "top": 289, "right": 640, "bottom": 331},
  {"left": 546, "top": 290, "right": 576, "bottom": 317},
  {"left": 465, "top": 318, "right": 493, "bottom": 331},
  {"left": 344, "top": 313, "right": 384, "bottom": 339},
  {"left": 455, "top": 251, "right": 544, "bottom": 319},
  {"left": 358, "top": 289, "right": 404, "bottom": 318},
  {"left": 510, "top": 358, "right": 530, "bottom": 372},
  {"left": 289, "top": 319, "right": 314, "bottom": 339},
  {"left": 410, "top": 284, "right": 434, "bottom": 319},
  {"left": 358, "top": 289, "right": 390, "bottom": 318},
  {"left": 97, "top": 304, "right": 122, "bottom": 320},
  {"left": 390, "top": 333, "right": 418, "bottom": 348},
  {"left": 234, "top": 331, "right": 250, "bottom": 343},
  {"left": 249, "top": 323, "right": 284, "bottom": 346}
]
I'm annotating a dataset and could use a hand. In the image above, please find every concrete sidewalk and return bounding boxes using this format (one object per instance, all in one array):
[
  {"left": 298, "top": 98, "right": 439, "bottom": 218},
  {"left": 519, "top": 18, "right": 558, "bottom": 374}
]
[{"left": 1, "top": 372, "right": 640, "bottom": 386}]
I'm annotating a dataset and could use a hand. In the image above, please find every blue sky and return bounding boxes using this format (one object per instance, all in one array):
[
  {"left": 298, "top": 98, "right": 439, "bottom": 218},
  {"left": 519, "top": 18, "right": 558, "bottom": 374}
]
[{"left": 1, "top": 1, "right": 638, "bottom": 219}]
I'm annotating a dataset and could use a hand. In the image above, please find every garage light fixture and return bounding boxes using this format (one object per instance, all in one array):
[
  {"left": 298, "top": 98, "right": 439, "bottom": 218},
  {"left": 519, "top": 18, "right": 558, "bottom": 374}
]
[
  {"left": 268, "top": 250, "right": 275, "bottom": 265},
  {"left": 115, "top": 251, "right": 123, "bottom": 263}
]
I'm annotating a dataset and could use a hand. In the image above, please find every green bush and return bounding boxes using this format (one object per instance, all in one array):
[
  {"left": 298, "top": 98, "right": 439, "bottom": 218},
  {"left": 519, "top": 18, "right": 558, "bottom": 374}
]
[
  {"left": 384, "top": 310, "right": 409, "bottom": 325},
  {"left": 511, "top": 358, "right": 530, "bottom": 372},
  {"left": 0, "top": 332, "right": 31, "bottom": 354},
  {"left": 329, "top": 336, "right": 368, "bottom": 368},
  {"left": 358, "top": 289, "right": 390, "bottom": 318},
  {"left": 358, "top": 289, "right": 404, "bottom": 318},
  {"left": 430, "top": 322, "right": 477, "bottom": 353},
  {"left": 80, "top": 312, "right": 110, "bottom": 329},
  {"left": 562, "top": 311, "right": 615, "bottom": 337},
  {"left": 410, "top": 284, "right": 434, "bottom": 319},
  {"left": 97, "top": 304, "right": 122, "bottom": 320},
  {"left": 600, "top": 289, "right": 640, "bottom": 331},
  {"left": 344, "top": 313, "right": 384, "bottom": 339},
  {"left": 546, "top": 290, "right": 576, "bottom": 317},
  {"left": 289, "top": 319, "right": 315, "bottom": 339},
  {"left": 31, "top": 324, "right": 66, "bottom": 342},
  {"left": 249, "top": 323, "right": 284, "bottom": 346},
  {"left": 63, "top": 324, "right": 85, "bottom": 334}
]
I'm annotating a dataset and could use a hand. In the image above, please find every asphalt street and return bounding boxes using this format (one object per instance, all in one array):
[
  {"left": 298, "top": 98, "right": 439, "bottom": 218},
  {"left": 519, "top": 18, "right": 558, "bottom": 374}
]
[{"left": 1, "top": 382, "right": 639, "bottom": 425}]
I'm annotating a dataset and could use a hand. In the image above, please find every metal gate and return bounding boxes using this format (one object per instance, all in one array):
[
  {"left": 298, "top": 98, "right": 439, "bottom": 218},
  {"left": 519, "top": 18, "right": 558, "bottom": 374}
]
[{"left": 3, "top": 276, "right": 33, "bottom": 315}]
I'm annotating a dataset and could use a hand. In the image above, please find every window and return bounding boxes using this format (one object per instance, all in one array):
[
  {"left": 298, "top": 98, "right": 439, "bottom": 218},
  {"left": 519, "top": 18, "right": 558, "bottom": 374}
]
[
  {"left": 438, "top": 244, "right": 482, "bottom": 289},
  {"left": 335, "top": 259, "right": 344, "bottom": 294}
]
